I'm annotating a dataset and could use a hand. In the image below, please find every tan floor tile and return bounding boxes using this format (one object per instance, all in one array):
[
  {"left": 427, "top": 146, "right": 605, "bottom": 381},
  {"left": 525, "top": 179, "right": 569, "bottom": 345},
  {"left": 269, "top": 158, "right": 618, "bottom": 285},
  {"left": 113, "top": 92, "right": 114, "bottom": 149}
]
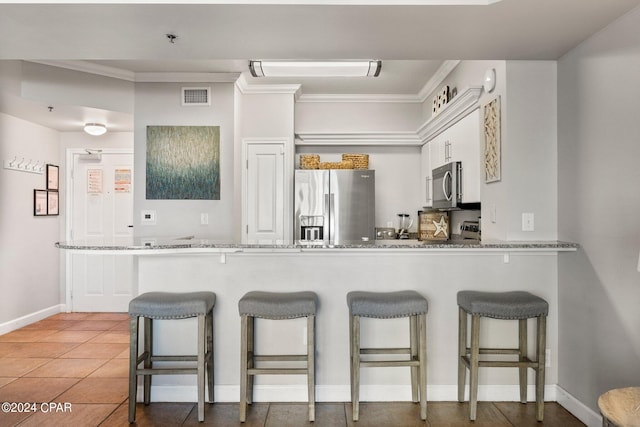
[
  {"left": 21, "top": 319, "right": 77, "bottom": 331},
  {"left": 16, "top": 403, "right": 119, "bottom": 427},
  {"left": 101, "top": 401, "right": 194, "bottom": 426},
  {"left": 88, "top": 330, "right": 129, "bottom": 344},
  {"left": 88, "top": 358, "right": 128, "bottom": 378},
  {"left": 267, "top": 402, "right": 346, "bottom": 427},
  {"left": 0, "top": 342, "right": 27, "bottom": 357},
  {"left": 182, "top": 402, "right": 269, "bottom": 426},
  {"left": 39, "top": 329, "right": 103, "bottom": 343},
  {"left": 0, "top": 409, "right": 33, "bottom": 427},
  {"left": 47, "top": 313, "right": 91, "bottom": 321},
  {"left": 3, "top": 342, "right": 80, "bottom": 358},
  {"left": 55, "top": 377, "right": 129, "bottom": 404},
  {"left": 114, "top": 348, "right": 130, "bottom": 359},
  {"left": 24, "top": 358, "right": 108, "bottom": 378},
  {"left": 0, "top": 358, "right": 50, "bottom": 377},
  {"left": 0, "top": 329, "right": 58, "bottom": 343},
  {"left": 0, "top": 377, "right": 17, "bottom": 387},
  {"left": 346, "top": 402, "right": 427, "bottom": 427},
  {"left": 58, "top": 342, "right": 128, "bottom": 359},
  {"left": 110, "top": 320, "right": 132, "bottom": 331},
  {"left": 425, "top": 402, "right": 512, "bottom": 426},
  {"left": 0, "top": 377, "right": 79, "bottom": 402},
  {"left": 494, "top": 402, "right": 586, "bottom": 427},
  {"left": 64, "top": 320, "right": 123, "bottom": 331},
  {"left": 86, "top": 312, "right": 129, "bottom": 321}
]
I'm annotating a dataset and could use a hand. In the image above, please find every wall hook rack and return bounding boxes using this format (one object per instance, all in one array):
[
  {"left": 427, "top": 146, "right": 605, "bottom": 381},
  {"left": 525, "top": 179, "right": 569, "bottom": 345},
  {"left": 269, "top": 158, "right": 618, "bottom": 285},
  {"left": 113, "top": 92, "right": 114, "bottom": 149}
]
[{"left": 3, "top": 156, "right": 45, "bottom": 174}]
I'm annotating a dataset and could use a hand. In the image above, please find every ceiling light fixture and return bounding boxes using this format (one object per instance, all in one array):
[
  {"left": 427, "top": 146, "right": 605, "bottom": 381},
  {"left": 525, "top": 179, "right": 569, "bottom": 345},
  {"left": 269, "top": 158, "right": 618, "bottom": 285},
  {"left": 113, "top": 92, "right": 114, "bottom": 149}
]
[
  {"left": 84, "top": 123, "right": 107, "bottom": 136},
  {"left": 248, "top": 60, "right": 382, "bottom": 78}
]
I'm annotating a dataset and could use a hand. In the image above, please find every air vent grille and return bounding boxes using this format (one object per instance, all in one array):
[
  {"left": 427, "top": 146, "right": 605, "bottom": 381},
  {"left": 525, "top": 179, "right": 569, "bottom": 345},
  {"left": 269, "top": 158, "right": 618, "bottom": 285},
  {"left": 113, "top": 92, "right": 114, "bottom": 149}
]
[{"left": 182, "top": 87, "right": 211, "bottom": 106}]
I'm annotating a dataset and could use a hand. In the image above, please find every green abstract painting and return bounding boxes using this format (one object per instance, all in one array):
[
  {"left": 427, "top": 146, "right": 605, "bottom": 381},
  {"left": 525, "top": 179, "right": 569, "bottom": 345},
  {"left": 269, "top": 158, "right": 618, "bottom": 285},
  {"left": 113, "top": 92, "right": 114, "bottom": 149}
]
[{"left": 146, "top": 126, "right": 220, "bottom": 200}]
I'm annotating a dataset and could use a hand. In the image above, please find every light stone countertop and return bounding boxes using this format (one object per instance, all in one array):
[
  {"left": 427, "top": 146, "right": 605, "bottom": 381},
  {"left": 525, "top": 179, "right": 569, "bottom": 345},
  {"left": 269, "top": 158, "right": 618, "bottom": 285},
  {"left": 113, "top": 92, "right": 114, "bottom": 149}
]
[{"left": 55, "top": 237, "right": 578, "bottom": 253}]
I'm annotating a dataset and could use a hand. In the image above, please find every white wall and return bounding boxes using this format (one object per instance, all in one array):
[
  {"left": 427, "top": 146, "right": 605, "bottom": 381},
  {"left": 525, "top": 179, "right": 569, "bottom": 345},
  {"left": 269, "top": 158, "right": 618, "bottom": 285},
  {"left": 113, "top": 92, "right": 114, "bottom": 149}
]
[
  {"left": 0, "top": 113, "right": 61, "bottom": 324},
  {"left": 558, "top": 4, "right": 640, "bottom": 416},
  {"left": 133, "top": 82, "right": 235, "bottom": 239}
]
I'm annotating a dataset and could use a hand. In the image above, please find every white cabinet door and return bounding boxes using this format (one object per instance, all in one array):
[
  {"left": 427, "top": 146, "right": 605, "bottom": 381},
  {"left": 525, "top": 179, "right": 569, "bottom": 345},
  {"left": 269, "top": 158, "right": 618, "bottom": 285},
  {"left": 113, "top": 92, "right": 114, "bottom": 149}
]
[
  {"left": 420, "top": 144, "right": 432, "bottom": 207},
  {"left": 245, "top": 142, "right": 285, "bottom": 244},
  {"left": 455, "top": 109, "right": 481, "bottom": 203}
]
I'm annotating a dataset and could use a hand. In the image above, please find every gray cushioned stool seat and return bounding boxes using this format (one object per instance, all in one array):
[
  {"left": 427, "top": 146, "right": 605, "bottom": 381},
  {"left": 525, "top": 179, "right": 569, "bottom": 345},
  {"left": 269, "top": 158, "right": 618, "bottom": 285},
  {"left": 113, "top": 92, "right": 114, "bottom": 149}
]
[
  {"left": 457, "top": 290, "right": 548, "bottom": 319},
  {"left": 238, "top": 291, "right": 317, "bottom": 319},
  {"left": 347, "top": 290, "right": 429, "bottom": 318},
  {"left": 129, "top": 291, "right": 216, "bottom": 319}
]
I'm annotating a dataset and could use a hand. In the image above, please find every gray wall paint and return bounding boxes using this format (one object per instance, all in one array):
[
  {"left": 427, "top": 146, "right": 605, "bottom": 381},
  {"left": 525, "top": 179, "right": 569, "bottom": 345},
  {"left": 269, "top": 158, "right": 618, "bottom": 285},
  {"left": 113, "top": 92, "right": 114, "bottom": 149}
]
[
  {"left": 133, "top": 82, "right": 235, "bottom": 239},
  {"left": 0, "top": 113, "right": 61, "bottom": 324},
  {"left": 558, "top": 5, "right": 640, "bottom": 412}
]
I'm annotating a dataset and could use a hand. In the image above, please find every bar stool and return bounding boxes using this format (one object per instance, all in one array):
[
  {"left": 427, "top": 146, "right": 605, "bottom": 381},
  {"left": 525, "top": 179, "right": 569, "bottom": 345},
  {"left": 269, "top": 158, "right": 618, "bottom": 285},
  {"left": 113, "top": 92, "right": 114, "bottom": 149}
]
[
  {"left": 457, "top": 290, "right": 548, "bottom": 421},
  {"left": 238, "top": 291, "right": 318, "bottom": 422},
  {"left": 598, "top": 387, "right": 640, "bottom": 427},
  {"left": 347, "top": 290, "right": 428, "bottom": 422},
  {"left": 128, "top": 291, "right": 215, "bottom": 423}
]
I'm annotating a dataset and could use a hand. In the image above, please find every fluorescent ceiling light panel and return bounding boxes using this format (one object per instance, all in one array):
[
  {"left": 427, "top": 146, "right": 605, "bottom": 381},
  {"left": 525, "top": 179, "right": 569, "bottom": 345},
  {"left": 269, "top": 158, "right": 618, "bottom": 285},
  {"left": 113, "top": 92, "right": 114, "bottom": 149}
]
[{"left": 249, "top": 60, "right": 382, "bottom": 77}]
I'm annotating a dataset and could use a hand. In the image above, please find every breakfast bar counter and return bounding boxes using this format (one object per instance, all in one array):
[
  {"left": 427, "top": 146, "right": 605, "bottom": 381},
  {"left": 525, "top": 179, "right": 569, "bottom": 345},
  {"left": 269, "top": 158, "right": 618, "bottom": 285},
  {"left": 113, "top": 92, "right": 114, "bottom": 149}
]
[{"left": 56, "top": 238, "right": 576, "bottom": 405}]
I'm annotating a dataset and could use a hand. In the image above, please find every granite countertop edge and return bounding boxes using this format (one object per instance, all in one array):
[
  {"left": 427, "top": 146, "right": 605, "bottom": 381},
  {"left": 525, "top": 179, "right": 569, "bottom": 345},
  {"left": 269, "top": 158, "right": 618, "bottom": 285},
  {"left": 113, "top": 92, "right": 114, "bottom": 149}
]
[{"left": 55, "top": 240, "right": 579, "bottom": 252}]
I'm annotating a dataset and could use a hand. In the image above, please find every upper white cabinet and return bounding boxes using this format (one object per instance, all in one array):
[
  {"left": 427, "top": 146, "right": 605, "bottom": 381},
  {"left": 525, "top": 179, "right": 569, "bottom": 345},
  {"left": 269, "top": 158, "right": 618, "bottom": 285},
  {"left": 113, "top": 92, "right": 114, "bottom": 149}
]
[
  {"left": 422, "top": 108, "right": 481, "bottom": 205},
  {"left": 420, "top": 144, "right": 432, "bottom": 207}
]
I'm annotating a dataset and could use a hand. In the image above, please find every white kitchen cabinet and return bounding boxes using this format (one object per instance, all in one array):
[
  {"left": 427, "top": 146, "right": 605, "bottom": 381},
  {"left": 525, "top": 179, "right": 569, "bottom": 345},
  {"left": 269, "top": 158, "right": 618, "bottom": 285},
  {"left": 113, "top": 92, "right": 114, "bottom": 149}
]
[
  {"left": 420, "top": 143, "right": 432, "bottom": 207},
  {"left": 424, "top": 108, "right": 481, "bottom": 204},
  {"left": 243, "top": 139, "right": 287, "bottom": 244}
]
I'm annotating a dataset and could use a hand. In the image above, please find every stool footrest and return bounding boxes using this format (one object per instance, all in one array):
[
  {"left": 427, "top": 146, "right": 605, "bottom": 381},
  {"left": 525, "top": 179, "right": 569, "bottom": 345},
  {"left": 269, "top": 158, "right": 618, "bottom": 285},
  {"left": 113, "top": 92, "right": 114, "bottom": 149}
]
[
  {"left": 465, "top": 347, "right": 521, "bottom": 355},
  {"left": 253, "top": 354, "right": 308, "bottom": 362},
  {"left": 137, "top": 367, "right": 199, "bottom": 375},
  {"left": 461, "top": 355, "right": 541, "bottom": 369},
  {"left": 360, "top": 347, "right": 411, "bottom": 355},
  {"left": 361, "top": 360, "right": 420, "bottom": 368},
  {"left": 248, "top": 367, "right": 309, "bottom": 375},
  {"left": 150, "top": 355, "right": 199, "bottom": 362}
]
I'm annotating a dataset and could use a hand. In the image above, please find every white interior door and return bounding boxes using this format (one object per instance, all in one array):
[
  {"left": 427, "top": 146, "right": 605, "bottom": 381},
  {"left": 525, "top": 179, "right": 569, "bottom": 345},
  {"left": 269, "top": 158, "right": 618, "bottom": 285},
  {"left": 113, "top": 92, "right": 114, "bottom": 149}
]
[{"left": 68, "top": 149, "right": 134, "bottom": 312}]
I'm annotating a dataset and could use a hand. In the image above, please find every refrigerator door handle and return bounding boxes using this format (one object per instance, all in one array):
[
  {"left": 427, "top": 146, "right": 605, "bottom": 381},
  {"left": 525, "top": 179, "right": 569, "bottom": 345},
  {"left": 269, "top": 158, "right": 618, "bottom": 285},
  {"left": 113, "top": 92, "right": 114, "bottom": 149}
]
[{"left": 328, "top": 193, "right": 335, "bottom": 244}]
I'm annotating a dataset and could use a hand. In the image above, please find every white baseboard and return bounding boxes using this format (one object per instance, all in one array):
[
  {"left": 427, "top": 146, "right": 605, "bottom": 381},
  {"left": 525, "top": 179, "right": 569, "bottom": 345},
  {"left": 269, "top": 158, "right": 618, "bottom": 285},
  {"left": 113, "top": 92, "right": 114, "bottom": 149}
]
[
  {"left": 556, "top": 386, "right": 602, "bottom": 427},
  {"left": 145, "top": 383, "right": 558, "bottom": 404},
  {"left": 0, "top": 304, "right": 65, "bottom": 335}
]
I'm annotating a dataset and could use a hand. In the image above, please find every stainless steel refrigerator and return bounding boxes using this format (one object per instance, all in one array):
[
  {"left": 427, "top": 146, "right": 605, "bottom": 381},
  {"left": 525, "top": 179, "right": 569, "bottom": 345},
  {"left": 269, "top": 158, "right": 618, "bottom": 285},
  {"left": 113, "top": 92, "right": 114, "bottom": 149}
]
[{"left": 294, "top": 169, "right": 375, "bottom": 245}]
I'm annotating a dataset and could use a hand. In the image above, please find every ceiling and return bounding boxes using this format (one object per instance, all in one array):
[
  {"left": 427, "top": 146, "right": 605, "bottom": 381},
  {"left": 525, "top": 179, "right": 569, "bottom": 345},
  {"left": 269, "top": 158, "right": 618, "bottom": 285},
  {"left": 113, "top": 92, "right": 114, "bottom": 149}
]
[{"left": 1, "top": 0, "right": 639, "bottom": 132}]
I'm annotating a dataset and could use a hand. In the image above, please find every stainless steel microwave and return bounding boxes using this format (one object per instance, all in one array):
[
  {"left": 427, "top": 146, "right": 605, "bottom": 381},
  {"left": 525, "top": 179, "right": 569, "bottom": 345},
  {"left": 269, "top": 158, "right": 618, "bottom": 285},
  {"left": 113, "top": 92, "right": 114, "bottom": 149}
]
[{"left": 432, "top": 161, "right": 462, "bottom": 210}]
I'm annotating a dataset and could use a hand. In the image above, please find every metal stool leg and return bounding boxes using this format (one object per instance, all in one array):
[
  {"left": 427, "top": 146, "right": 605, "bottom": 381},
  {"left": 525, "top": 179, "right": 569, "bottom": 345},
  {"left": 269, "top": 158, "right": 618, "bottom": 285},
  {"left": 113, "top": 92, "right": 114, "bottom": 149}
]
[
  {"left": 457, "top": 307, "right": 467, "bottom": 403},
  {"left": 197, "top": 314, "right": 205, "bottom": 422},
  {"left": 128, "top": 316, "right": 139, "bottom": 423},
  {"left": 351, "top": 314, "right": 361, "bottom": 421},
  {"left": 519, "top": 318, "right": 528, "bottom": 404},
  {"left": 469, "top": 314, "right": 480, "bottom": 421},
  {"left": 143, "top": 317, "right": 152, "bottom": 405},
  {"left": 307, "top": 314, "right": 316, "bottom": 422},
  {"left": 239, "top": 314, "right": 249, "bottom": 422},
  {"left": 418, "top": 313, "right": 427, "bottom": 420},
  {"left": 410, "top": 315, "right": 419, "bottom": 403},
  {"left": 536, "top": 315, "right": 547, "bottom": 422}
]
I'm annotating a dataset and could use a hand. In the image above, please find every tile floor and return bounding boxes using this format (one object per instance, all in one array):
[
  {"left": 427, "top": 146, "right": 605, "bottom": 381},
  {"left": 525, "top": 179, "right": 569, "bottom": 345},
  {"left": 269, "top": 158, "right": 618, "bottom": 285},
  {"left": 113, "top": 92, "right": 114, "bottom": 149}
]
[{"left": 0, "top": 312, "right": 586, "bottom": 426}]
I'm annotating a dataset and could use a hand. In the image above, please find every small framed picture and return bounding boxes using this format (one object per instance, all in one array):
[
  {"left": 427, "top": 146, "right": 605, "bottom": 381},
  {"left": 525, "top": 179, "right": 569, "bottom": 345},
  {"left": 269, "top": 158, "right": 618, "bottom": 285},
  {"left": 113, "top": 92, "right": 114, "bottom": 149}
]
[
  {"left": 34, "top": 189, "right": 47, "bottom": 216},
  {"left": 47, "top": 191, "right": 59, "bottom": 216},
  {"left": 46, "top": 164, "right": 59, "bottom": 190}
]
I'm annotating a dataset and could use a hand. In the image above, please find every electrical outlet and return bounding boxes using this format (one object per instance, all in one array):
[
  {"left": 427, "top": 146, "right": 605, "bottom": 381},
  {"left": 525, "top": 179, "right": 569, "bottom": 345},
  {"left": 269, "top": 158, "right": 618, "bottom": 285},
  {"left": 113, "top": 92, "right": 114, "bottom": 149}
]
[
  {"left": 545, "top": 349, "right": 551, "bottom": 368},
  {"left": 522, "top": 213, "right": 535, "bottom": 231},
  {"left": 490, "top": 204, "right": 497, "bottom": 223},
  {"left": 141, "top": 210, "right": 156, "bottom": 225},
  {"left": 200, "top": 213, "right": 209, "bottom": 225},
  {"left": 386, "top": 221, "right": 393, "bottom": 228}
]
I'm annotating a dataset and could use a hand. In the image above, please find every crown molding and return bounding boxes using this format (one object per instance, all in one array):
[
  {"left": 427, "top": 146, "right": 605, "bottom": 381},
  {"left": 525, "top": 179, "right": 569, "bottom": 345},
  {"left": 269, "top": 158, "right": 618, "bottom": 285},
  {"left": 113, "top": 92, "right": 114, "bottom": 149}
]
[
  {"left": 295, "top": 131, "right": 422, "bottom": 146},
  {"left": 417, "top": 60, "right": 461, "bottom": 102},
  {"left": 296, "top": 93, "right": 422, "bottom": 103},
  {"left": 416, "top": 86, "right": 482, "bottom": 142},
  {"left": 28, "top": 60, "right": 136, "bottom": 81},
  {"left": 235, "top": 73, "right": 302, "bottom": 97},
  {"left": 135, "top": 72, "right": 240, "bottom": 83}
]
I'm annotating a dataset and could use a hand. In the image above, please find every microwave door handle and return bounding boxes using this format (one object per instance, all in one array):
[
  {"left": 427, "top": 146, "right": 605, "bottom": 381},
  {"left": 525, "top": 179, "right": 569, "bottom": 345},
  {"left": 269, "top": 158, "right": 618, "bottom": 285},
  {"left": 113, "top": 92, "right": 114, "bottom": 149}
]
[
  {"left": 457, "top": 165, "right": 463, "bottom": 198},
  {"left": 443, "top": 170, "right": 453, "bottom": 201}
]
